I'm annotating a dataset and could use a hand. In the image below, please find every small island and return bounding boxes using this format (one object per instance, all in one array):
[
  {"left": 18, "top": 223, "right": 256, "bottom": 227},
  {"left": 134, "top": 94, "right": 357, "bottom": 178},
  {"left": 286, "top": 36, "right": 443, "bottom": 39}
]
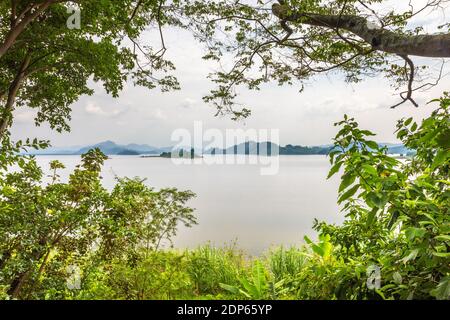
[
  {"left": 160, "top": 149, "right": 202, "bottom": 159},
  {"left": 116, "top": 149, "right": 140, "bottom": 155},
  {"left": 140, "top": 149, "right": 202, "bottom": 159}
]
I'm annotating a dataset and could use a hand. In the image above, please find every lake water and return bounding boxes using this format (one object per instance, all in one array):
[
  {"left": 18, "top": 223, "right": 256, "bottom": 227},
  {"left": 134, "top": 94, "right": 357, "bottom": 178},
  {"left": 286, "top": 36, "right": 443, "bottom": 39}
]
[{"left": 34, "top": 155, "right": 343, "bottom": 255}]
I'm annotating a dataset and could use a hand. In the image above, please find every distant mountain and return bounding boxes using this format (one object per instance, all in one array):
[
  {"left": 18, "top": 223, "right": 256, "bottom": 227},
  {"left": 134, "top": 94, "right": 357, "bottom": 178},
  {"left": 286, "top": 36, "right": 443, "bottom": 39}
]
[
  {"left": 123, "top": 143, "right": 160, "bottom": 153},
  {"left": 30, "top": 145, "right": 82, "bottom": 155},
  {"left": 281, "top": 144, "right": 331, "bottom": 155},
  {"left": 381, "top": 143, "right": 413, "bottom": 155},
  {"left": 206, "top": 142, "right": 331, "bottom": 155},
  {"left": 116, "top": 149, "right": 141, "bottom": 155},
  {"left": 26, "top": 140, "right": 412, "bottom": 156},
  {"left": 158, "top": 149, "right": 202, "bottom": 159},
  {"left": 28, "top": 141, "right": 163, "bottom": 155},
  {"left": 77, "top": 141, "right": 120, "bottom": 155},
  {"left": 206, "top": 142, "right": 411, "bottom": 156}
]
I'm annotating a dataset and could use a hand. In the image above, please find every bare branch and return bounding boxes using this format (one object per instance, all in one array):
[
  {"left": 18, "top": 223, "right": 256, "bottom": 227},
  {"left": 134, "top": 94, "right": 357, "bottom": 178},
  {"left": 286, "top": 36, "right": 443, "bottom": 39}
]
[{"left": 390, "top": 54, "right": 418, "bottom": 108}]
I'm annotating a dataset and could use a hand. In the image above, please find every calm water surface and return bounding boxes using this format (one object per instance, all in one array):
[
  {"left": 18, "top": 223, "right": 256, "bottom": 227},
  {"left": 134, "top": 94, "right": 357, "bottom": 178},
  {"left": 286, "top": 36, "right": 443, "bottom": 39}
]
[{"left": 34, "top": 155, "right": 343, "bottom": 254}]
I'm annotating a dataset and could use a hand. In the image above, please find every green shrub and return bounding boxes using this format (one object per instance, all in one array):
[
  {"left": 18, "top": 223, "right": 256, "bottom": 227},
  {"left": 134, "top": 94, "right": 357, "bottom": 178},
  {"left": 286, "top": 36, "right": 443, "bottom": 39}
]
[
  {"left": 310, "top": 93, "right": 450, "bottom": 299},
  {"left": 268, "top": 246, "right": 308, "bottom": 282},
  {"left": 0, "top": 148, "right": 196, "bottom": 300},
  {"left": 104, "top": 251, "right": 193, "bottom": 300},
  {"left": 186, "top": 244, "right": 244, "bottom": 295}
]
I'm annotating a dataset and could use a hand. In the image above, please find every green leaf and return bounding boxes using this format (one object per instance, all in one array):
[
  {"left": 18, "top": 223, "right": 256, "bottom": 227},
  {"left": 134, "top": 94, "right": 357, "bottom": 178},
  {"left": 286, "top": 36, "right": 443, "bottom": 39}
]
[
  {"left": 402, "top": 249, "right": 419, "bottom": 263},
  {"left": 365, "top": 140, "right": 379, "bottom": 150},
  {"left": 433, "top": 252, "right": 450, "bottom": 258},
  {"left": 304, "top": 235, "right": 313, "bottom": 244},
  {"left": 338, "top": 184, "right": 359, "bottom": 204},
  {"left": 436, "top": 129, "right": 450, "bottom": 148},
  {"left": 252, "top": 261, "right": 266, "bottom": 295},
  {"left": 431, "top": 276, "right": 450, "bottom": 300},
  {"left": 238, "top": 289, "right": 252, "bottom": 299},
  {"left": 397, "top": 129, "right": 408, "bottom": 139},
  {"left": 366, "top": 208, "right": 378, "bottom": 227},
  {"left": 311, "top": 244, "right": 325, "bottom": 257},
  {"left": 327, "top": 161, "right": 343, "bottom": 179},
  {"left": 339, "top": 173, "right": 356, "bottom": 192},
  {"left": 404, "top": 117, "right": 413, "bottom": 126},
  {"left": 362, "top": 164, "right": 377, "bottom": 176},
  {"left": 432, "top": 149, "right": 449, "bottom": 170},
  {"left": 393, "top": 272, "right": 402, "bottom": 285},
  {"left": 239, "top": 276, "right": 253, "bottom": 294},
  {"left": 360, "top": 130, "right": 375, "bottom": 136},
  {"left": 405, "top": 227, "right": 426, "bottom": 241},
  {"left": 366, "top": 192, "right": 386, "bottom": 209},
  {"left": 435, "top": 235, "right": 450, "bottom": 242},
  {"left": 219, "top": 283, "right": 240, "bottom": 294}
]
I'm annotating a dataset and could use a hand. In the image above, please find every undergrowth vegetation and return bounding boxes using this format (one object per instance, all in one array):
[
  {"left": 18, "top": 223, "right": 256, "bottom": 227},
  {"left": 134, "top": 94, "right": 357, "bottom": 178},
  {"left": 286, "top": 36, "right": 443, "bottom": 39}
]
[{"left": 0, "top": 94, "right": 449, "bottom": 300}]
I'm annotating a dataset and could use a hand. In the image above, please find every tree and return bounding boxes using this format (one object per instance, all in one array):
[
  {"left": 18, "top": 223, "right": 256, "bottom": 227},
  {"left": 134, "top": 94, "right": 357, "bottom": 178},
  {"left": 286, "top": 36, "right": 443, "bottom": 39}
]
[
  {"left": 185, "top": 0, "right": 450, "bottom": 118},
  {"left": 310, "top": 93, "right": 449, "bottom": 299},
  {"left": 0, "top": 0, "right": 181, "bottom": 139},
  {"left": 0, "top": 148, "right": 196, "bottom": 299}
]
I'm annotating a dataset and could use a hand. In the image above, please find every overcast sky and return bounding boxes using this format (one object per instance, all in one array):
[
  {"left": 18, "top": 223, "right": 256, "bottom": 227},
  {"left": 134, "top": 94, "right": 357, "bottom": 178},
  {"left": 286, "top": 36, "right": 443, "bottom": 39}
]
[{"left": 10, "top": 1, "right": 450, "bottom": 148}]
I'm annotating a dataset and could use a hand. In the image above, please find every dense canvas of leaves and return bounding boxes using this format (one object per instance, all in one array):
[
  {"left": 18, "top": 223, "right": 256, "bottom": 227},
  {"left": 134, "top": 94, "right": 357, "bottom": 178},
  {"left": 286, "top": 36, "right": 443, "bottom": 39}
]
[
  {"left": 0, "top": 0, "right": 182, "bottom": 137},
  {"left": 183, "top": 0, "right": 449, "bottom": 118},
  {"left": 313, "top": 93, "right": 449, "bottom": 299},
  {"left": 0, "top": 148, "right": 196, "bottom": 299},
  {"left": 0, "top": 0, "right": 448, "bottom": 301},
  {"left": 0, "top": 95, "right": 447, "bottom": 300}
]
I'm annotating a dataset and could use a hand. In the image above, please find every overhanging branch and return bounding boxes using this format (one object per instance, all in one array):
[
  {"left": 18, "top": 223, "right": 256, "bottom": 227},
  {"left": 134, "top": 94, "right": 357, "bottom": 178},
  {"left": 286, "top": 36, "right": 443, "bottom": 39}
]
[{"left": 272, "top": 3, "right": 450, "bottom": 58}]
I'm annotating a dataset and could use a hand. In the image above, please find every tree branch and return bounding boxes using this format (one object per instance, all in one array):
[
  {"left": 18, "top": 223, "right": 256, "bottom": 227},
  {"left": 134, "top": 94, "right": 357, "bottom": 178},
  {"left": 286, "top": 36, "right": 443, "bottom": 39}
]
[
  {"left": 390, "top": 54, "right": 418, "bottom": 108},
  {"left": 272, "top": 3, "right": 450, "bottom": 58}
]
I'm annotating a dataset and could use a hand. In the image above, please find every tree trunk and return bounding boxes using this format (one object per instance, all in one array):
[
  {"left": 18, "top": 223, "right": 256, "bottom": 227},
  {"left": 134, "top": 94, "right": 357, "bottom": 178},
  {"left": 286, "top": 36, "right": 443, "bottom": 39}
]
[
  {"left": 0, "top": 53, "right": 31, "bottom": 139},
  {"left": 272, "top": 4, "right": 450, "bottom": 58},
  {"left": 0, "top": 249, "right": 12, "bottom": 270},
  {"left": 0, "top": 2, "right": 51, "bottom": 59},
  {"left": 7, "top": 237, "right": 48, "bottom": 299}
]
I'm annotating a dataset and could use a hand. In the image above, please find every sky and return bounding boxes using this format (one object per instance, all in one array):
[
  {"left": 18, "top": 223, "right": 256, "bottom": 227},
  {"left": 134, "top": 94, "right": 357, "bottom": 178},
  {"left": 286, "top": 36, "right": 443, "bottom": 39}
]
[{"left": 10, "top": 0, "right": 450, "bottom": 148}]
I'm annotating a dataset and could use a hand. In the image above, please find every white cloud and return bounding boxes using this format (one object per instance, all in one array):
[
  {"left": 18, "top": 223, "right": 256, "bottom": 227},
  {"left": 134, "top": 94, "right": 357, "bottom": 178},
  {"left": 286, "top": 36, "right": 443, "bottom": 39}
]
[
  {"left": 10, "top": 4, "right": 450, "bottom": 147},
  {"left": 14, "top": 109, "right": 36, "bottom": 124},
  {"left": 84, "top": 102, "right": 125, "bottom": 118},
  {"left": 180, "top": 98, "right": 197, "bottom": 109},
  {"left": 85, "top": 102, "right": 104, "bottom": 115},
  {"left": 145, "top": 108, "right": 167, "bottom": 121}
]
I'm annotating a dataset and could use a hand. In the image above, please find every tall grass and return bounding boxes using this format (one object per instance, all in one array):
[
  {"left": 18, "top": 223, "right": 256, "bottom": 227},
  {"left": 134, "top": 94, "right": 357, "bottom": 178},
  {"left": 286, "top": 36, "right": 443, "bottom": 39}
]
[
  {"left": 186, "top": 244, "right": 246, "bottom": 294},
  {"left": 185, "top": 244, "right": 308, "bottom": 298},
  {"left": 268, "top": 246, "right": 308, "bottom": 281},
  {"left": 77, "top": 244, "right": 310, "bottom": 299}
]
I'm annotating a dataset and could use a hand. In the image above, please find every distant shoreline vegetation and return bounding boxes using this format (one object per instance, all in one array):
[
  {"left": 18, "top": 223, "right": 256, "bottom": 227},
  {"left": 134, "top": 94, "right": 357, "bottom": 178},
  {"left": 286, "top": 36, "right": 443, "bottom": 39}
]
[
  {"left": 206, "top": 142, "right": 331, "bottom": 156},
  {"left": 158, "top": 150, "right": 203, "bottom": 159},
  {"left": 23, "top": 140, "right": 413, "bottom": 156}
]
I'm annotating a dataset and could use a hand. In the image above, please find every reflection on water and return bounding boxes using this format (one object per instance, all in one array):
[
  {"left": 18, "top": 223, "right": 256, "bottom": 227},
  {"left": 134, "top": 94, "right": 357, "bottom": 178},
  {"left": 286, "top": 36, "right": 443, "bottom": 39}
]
[{"left": 34, "top": 155, "right": 343, "bottom": 255}]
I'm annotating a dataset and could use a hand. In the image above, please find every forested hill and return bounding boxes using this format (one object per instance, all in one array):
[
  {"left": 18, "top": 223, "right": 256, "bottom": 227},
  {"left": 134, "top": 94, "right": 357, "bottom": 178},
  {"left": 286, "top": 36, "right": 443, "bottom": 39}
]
[
  {"left": 206, "top": 142, "right": 411, "bottom": 155},
  {"left": 26, "top": 140, "right": 411, "bottom": 156}
]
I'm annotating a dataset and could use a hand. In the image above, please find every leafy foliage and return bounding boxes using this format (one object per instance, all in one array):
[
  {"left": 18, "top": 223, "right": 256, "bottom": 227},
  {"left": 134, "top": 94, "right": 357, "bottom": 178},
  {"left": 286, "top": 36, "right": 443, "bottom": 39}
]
[
  {"left": 0, "top": 94, "right": 448, "bottom": 300},
  {"left": 184, "top": 0, "right": 448, "bottom": 117},
  {"left": 0, "top": 148, "right": 196, "bottom": 299},
  {"left": 0, "top": 0, "right": 182, "bottom": 136},
  {"left": 314, "top": 93, "right": 449, "bottom": 299}
]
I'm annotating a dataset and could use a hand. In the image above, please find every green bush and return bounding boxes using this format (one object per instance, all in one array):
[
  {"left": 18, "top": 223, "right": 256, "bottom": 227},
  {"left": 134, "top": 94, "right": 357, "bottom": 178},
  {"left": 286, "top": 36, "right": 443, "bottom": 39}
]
[
  {"left": 1, "top": 94, "right": 448, "bottom": 300},
  {"left": 309, "top": 93, "right": 450, "bottom": 299},
  {"left": 0, "top": 148, "right": 196, "bottom": 299},
  {"left": 268, "top": 246, "right": 308, "bottom": 282},
  {"left": 100, "top": 251, "right": 192, "bottom": 300},
  {"left": 186, "top": 245, "right": 244, "bottom": 295}
]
